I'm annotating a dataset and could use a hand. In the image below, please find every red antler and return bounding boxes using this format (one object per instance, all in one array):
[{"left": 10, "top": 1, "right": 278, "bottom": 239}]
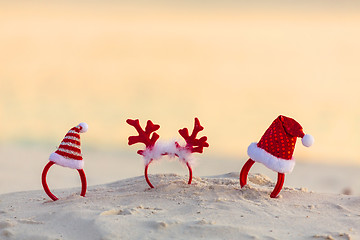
[
  {"left": 178, "top": 118, "right": 209, "bottom": 153},
  {"left": 127, "top": 119, "right": 160, "bottom": 155}
]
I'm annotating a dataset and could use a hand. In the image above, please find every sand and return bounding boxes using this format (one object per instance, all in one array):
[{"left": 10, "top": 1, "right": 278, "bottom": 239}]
[{"left": 0, "top": 173, "right": 359, "bottom": 240}]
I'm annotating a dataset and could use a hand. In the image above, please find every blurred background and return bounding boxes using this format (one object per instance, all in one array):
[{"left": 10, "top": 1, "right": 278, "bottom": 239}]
[{"left": 0, "top": 0, "right": 359, "bottom": 195}]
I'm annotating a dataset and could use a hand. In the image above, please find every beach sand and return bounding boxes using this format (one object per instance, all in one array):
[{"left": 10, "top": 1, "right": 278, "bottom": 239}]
[
  {"left": 0, "top": 173, "right": 359, "bottom": 240},
  {"left": 1, "top": 144, "right": 359, "bottom": 239}
]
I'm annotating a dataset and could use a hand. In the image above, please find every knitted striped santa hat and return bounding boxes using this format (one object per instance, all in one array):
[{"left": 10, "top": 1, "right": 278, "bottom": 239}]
[{"left": 49, "top": 123, "right": 88, "bottom": 169}]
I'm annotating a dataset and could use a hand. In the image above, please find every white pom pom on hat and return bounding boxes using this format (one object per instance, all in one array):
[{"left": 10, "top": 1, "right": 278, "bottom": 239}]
[
  {"left": 302, "top": 134, "right": 314, "bottom": 147},
  {"left": 78, "top": 122, "right": 88, "bottom": 133}
]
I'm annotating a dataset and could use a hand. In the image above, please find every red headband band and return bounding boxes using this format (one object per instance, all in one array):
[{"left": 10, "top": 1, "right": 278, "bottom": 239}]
[
  {"left": 127, "top": 118, "right": 209, "bottom": 188},
  {"left": 41, "top": 162, "right": 87, "bottom": 201}
]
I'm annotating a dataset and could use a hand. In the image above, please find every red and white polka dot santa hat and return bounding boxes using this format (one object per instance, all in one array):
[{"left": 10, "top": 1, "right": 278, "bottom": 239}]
[
  {"left": 247, "top": 115, "right": 314, "bottom": 174},
  {"left": 49, "top": 122, "right": 88, "bottom": 169}
]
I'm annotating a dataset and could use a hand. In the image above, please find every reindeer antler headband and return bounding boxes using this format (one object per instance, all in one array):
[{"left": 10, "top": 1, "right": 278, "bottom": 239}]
[{"left": 127, "top": 118, "right": 209, "bottom": 188}]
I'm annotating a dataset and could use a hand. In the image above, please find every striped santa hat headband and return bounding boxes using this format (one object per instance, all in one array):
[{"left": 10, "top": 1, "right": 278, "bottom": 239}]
[{"left": 41, "top": 122, "right": 88, "bottom": 201}]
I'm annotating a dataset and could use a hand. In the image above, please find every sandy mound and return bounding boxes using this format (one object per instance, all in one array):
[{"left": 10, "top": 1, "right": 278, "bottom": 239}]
[{"left": 0, "top": 173, "right": 359, "bottom": 240}]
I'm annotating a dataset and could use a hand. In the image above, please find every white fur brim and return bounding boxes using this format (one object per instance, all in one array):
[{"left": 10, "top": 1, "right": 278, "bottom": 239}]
[
  {"left": 49, "top": 152, "right": 84, "bottom": 169},
  {"left": 247, "top": 142, "right": 295, "bottom": 174}
]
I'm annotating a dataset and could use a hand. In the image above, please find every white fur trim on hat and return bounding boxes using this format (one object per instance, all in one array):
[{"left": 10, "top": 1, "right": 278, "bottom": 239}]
[
  {"left": 78, "top": 122, "right": 88, "bottom": 133},
  {"left": 49, "top": 152, "right": 84, "bottom": 169},
  {"left": 302, "top": 134, "right": 314, "bottom": 147},
  {"left": 247, "top": 142, "right": 295, "bottom": 174}
]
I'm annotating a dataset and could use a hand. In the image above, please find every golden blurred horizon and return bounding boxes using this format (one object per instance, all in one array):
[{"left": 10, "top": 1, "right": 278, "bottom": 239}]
[{"left": 1, "top": 1, "right": 360, "bottom": 165}]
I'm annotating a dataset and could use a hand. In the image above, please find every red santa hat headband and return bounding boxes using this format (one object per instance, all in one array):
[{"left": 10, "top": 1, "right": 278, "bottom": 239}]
[
  {"left": 240, "top": 115, "right": 314, "bottom": 198},
  {"left": 127, "top": 118, "right": 209, "bottom": 188},
  {"left": 41, "top": 122, "right": 88, "bottom": 201}
]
